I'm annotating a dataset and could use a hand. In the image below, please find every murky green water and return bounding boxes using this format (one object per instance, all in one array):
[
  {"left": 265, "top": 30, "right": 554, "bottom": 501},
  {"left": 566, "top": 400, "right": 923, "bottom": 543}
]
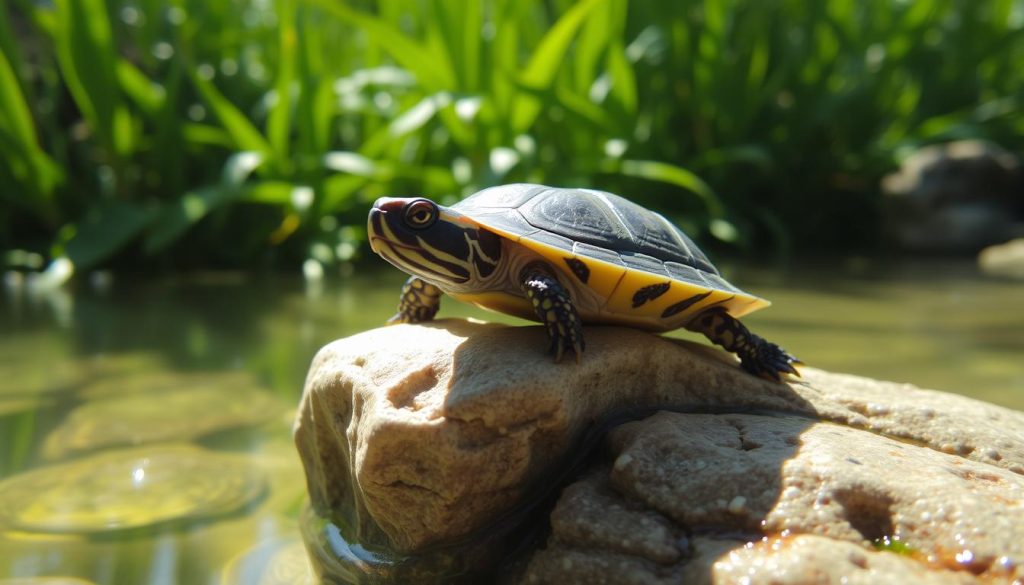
[{"left": 0, "top": 260, "right": 1021, "bottom": 583}]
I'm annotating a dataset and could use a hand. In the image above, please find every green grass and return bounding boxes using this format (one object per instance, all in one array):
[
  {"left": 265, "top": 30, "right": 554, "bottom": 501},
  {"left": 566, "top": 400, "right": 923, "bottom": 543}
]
[{"left": 1, "top": 0, "right": 1022, "bottom": 271}]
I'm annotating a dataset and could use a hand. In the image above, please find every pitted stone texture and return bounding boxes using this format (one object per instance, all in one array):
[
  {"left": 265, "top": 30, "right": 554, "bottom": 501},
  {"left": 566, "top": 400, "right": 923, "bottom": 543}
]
[
  {"left": 522, "top": 412, "right": 1024, "bottom": 583},
  {"left": 705, "top": 534, "right": 981, "bottom": 585},
  {"left": 546, "top": 469, "right": 690, "bottom": 566},
  {"left": 525, "top": 534, "right": 982, "bottom": 585},
  {"left": 294, "top": 320, "right": 1024, "bottom": 555}
]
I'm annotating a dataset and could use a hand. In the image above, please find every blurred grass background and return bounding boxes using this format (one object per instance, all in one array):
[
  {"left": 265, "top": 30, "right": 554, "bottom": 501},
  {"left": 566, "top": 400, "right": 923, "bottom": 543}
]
[{"left": 2, "top": 0, "right": 1022, "bottom": 273}]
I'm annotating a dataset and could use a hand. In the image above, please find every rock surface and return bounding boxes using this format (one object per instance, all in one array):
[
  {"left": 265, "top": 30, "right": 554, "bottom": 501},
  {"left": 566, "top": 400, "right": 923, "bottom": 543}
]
[
  {"left": 42, "top": 382, "right": 282, "bottom": 460},
  {"left": 523, "top": 413, "right": 1023, "bottom": 583},
  {"left": 882, "top": 139, "right": 1024, "bottom": 253},
  {"left": 979, "top": 238, "right": 1024, "bottom": 280},
  {"left": 294, "top": 320, "right": 1024, "bottom": 582}
]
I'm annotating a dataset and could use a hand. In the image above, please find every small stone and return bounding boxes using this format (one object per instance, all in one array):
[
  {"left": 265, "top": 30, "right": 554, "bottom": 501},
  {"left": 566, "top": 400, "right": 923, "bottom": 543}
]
[
  {"left": 0, "top": 444, "right": 266, "bottom": 534},
  {"left": 867, "top": 403, "right": 890, "bottom": 416},
  {"left": 727, "top": 496, "right": 747, "bottom": 514},
  {"left": 614, "top": 453, "right": 633, "bottom": 470},
  {"left": 979, "top": 239, "right": 1024, "bottom": 280}
]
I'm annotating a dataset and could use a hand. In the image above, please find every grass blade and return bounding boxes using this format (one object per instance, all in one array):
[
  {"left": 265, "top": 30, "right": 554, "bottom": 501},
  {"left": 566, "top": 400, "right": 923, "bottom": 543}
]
[
  {"left": 302, "top": 0, "right": 455, "bottom": 90},
  {"left": 616, "top": 159, "right": 724, "bottom": 217},
  {"left": 52, "top": 0, "right": 126, "bottom": 157},
  {"left": 268, "top": 0, "right": 297, "bottom": 162},
  {"left": 606, "top": 40, "right": 637, "bottom": 118},
  {"left": 0, "top": 46, "right": 62, "bottom": 199},
  {"left": 191, "top": 73, "right": 273, "bottom": 155},
  {"left": 62, "top": 201, "right": 158, "bottom": 269},
  {"left": 511, "top": 0, "right": 608, "bottom": 133},
  {"left": 143, "top": 186, "right": 231, "bottom": 254},
  {"left": 117, "top": 61, "right": 166, "bottom": 116}
]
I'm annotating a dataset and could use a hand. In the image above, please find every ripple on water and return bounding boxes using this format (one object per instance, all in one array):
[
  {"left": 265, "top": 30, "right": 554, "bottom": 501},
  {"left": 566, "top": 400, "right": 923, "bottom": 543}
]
[{"left": 0, "top": 444, "right": 266, "bottom": 534}]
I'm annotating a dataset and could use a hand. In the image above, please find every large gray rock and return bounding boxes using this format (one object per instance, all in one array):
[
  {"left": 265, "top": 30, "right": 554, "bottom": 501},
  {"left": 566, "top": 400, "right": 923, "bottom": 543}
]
[
  {"left": 293, "top": 320, "right": 1024, "bottom": 582},
  {"left": 979, "top": 238, "right": 1024, "bottom": 280},
  {"left": 882, "top": 140, "right": 1024, "bottom": 253}
]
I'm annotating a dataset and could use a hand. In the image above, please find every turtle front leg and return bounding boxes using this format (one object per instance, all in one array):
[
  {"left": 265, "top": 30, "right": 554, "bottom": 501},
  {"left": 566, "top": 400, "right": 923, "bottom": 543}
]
[
  {"left": 687, "top": 306, "right": 800, "bottom": 381},
  {"left": 520, "top": 264, "right": 584, "bottom": 363},
  {"left": 388, "top": 276, "right": 443, "bottom": 324}
]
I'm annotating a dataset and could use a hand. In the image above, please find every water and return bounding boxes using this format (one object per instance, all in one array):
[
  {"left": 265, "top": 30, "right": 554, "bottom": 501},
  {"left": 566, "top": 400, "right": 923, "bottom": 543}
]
[{"left": 0, "top": 260, "right": 1021, "bottom": 583}]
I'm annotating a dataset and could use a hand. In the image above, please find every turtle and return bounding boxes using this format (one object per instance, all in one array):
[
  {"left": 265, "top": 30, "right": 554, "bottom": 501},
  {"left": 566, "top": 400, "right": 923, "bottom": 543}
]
[{"left": 367, "top": 183, "right": 800, "bottom": 380}]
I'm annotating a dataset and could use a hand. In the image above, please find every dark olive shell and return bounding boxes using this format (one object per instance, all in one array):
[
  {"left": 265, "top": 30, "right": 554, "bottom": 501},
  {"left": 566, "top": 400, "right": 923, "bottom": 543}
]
[{"left": 452, "top": 183, "right": 745, "bottom": 296}]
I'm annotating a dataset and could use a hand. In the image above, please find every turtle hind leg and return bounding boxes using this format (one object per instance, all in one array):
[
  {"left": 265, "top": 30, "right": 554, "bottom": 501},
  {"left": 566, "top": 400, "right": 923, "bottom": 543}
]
[
  {"left": 520, "top": 264, "right": 584, "bottom": 363},
  {"left": 687, "top": 306, "right": 801, "bottom": 381},
  {"left": 388, "top": 276, "right": 443, "bottom": 324}
]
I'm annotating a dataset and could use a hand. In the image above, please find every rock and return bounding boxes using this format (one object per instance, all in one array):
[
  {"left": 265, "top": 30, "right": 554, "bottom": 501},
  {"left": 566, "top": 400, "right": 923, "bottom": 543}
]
[
  {"left": 296, "top": 320, "right": 808, "bottom": 553},
  {"left": 293, "top": 320, "right": 1024, "bottom": 582},
  {"left": 522, "top": 412, "right": 1023, "bottom": 583},
  {"left": 0, "top": 444, "right": 267, "bottom": 534},
  {"left": 42, "top": 381, "right": 285, "bottom": 460},
  {"left": 882, "top": 140, "right": 1024, "bottom": 253},
  {"left": 979, "top": 238, "right": 1024, "bottom": 280}
]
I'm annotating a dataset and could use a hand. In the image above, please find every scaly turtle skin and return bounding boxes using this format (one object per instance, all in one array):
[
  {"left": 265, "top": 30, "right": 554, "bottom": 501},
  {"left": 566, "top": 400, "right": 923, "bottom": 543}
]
[{"left": 367, "top": 183, "right": 800, "bottom": 380}]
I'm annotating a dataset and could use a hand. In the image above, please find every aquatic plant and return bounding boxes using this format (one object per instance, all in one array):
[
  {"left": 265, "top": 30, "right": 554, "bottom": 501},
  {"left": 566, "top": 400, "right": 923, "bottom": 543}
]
[{"left": 1, "top": 0, "right": 1022, "bottom": 271}]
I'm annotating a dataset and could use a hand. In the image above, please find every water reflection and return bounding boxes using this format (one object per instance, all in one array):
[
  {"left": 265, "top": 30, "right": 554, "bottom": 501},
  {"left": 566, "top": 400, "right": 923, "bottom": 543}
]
[{"left": 0, "top": 261, "right": 1020, "bottom": 582}]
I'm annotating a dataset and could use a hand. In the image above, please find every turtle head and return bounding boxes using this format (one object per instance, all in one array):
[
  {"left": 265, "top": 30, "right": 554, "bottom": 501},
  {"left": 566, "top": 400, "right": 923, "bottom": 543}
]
[{"left": 368, "top": 197, "right": 503, "bottom": 287}]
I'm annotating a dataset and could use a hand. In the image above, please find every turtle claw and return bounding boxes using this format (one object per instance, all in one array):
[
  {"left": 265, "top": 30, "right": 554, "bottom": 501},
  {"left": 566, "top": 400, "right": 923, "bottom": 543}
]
[
  {"left": 742, "top": 341, "right": 802, "bottom": 382},
  {"left": 386, "top": 312, "right": 416, "bottom": 325},
  {"left": 522, "top": 265, "right": 585, "bottom": 364},
  {"left": 687, "top": 307, "right": 800, "bottom": 382},
  {"left": 389, "top": 277, "right": 442, "bottom": 325},
  {"left": 552, "top": 339, "right": 565, "bottom": 364},
  {"left": 548, "top": 323, "right": 584, "bottom": 364}
]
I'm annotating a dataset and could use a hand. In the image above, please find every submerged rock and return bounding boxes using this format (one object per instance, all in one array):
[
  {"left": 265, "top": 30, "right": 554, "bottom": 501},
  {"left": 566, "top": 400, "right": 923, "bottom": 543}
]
[
  {"left": 0, "top": 346, "right": 166, "bottom": 399},
  {"left": 42, "top": 382, "right": 285, "bottom": 459},
  {"left": 0, "top": 444, "right": 266, "bottom": 534},
  {"left": 294, "top": 320, "right": 1024, "bottom": 583}
]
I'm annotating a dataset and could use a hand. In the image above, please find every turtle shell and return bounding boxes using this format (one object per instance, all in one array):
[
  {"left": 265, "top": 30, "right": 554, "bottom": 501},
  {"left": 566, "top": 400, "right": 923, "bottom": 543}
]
[{"left": 453, "top": 184, "right": 769, "bottom": 327}]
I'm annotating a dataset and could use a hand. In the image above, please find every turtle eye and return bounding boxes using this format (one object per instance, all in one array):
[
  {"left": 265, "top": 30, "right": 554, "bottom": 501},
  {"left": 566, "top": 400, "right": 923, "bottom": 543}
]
[{"left": 403, "top": 199, "right": 438, "bottom": 229}]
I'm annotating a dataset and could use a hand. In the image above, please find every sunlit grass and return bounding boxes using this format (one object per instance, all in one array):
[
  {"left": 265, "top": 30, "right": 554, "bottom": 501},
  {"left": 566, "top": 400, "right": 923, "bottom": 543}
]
[{"left": 2, "top": 0, "right": 1022, "bottom": 270}]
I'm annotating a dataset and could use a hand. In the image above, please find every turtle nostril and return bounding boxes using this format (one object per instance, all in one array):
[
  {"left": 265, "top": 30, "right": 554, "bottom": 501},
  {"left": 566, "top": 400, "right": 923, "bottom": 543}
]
[{"left": 374, "top": 197, "right": 411, "bottom": 213}]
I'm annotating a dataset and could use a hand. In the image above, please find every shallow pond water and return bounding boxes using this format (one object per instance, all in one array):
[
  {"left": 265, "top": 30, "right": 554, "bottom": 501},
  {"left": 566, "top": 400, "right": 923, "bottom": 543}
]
[{"left": 0, "top": 259, "right": 1021, "bottom": 583}]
